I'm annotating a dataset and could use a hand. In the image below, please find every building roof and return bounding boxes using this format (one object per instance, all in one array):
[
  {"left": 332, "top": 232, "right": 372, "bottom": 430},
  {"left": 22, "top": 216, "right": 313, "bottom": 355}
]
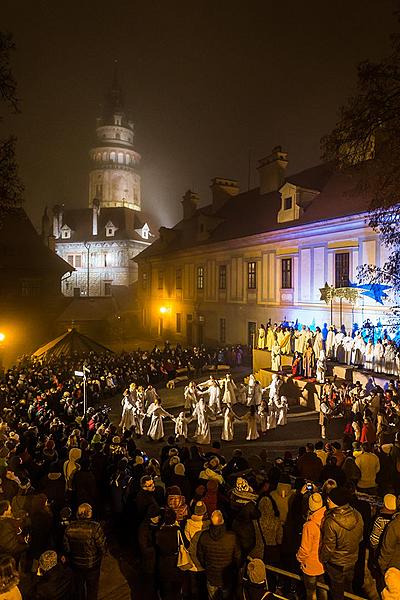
[
  {"left": 56, "top": 207, "right": 157, "bottom": 244},
  {"left": 136, "top": 163, "right": 370, "bottom": 260},
  {"left": 0, "top": 208, "right": 72, "bottom": 273},
  {"left": 32, "top": 328, "right": 113, "bottom": 360},
  {"left": 56, "top": 297, "right": 119, "bottom": 322}
]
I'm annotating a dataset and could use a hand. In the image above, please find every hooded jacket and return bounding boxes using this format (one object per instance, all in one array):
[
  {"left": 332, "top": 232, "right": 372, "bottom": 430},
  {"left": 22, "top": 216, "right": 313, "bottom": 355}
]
[
  {"left": 320, "top": 504, "right": 363, "bottom": 567},
  {"left": 379, "top": 512, "right": 400, "bottom": 572},
  {"left": 296, "top": 506, "right": 326, "bottom": 575},
  {"left": 382, "top": 567, "right": 400, "bottom": 600},
  {"left": 270, "top": 482, "right": 294, "bottom": 524},
  {"left": 197, "top": 523, "right": 241, "bottom": 586},
  {"left": 63, "top": 448, "right": 81, "bottom": 492},
  {"left": 184, "top": 515, "right": 210, "bottom": 572}
]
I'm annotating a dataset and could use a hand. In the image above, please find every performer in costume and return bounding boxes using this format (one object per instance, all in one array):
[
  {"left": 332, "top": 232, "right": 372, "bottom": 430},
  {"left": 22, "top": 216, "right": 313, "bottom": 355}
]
[
  {"left": 192, "top": 397, "right": 215, "bottom": 445},
  {"left": 119, "top": 389, "right": 135, "bottom": 432},
  {"left": 291, "top": 351, "right": 303, "bottom": 377},
  {"left": 172, "top": 412, "right": 193, "bottom": 440},
  {"left": 258, "top": 399, "right": 268, "bottom": 434},
  {"left": 316, "top": 349, "right": 327, "bottom": 384},
  {"left": 276, "top": 395, "right": 288, "bottom": 426},
  {"left": 352, "top": 331, "right": 366, "bottom": 367},
  {"left": 242, "top": 405, "right": 260, "bottom": 440},
  {"left": 313, "top": 327, "right": 323, "bottom": 359},
  {"left": 221, "top": 405, "right": 238, "bottom": 441},
  {"left": 146, "top": 398, "right": 173, "bottom": 441},
  {"left": 335, "top": 330, "right": 345, "bottom": 363},
  {"left": 257, "top": 324, "right": 266, "bottom": 349},
  {"left": 325, "top": 326, "right": 336, "bottom": 359},
  {"left": 374, "top": 338, "right": 385, "bottom": 373},
  {"left": 302, "top": 342, "right": 315, "bottom": 378},
  {"left": 271, "top": 338, "right": 281, "bottom": 372},
  {"left": 280, "top": 328, "right": 292, "bottom": 355},
  {"left": 342, "top": 334, "right": 354, "bottom": 366},
  {"left": 222, "top": 373, "right": 237, "bottom": 405},
  {"left": 364, "top": 339, "right": 374, "bottom": 371},
  {"left": 184, "top": 381, "right": 199, "bottom": 411},
  {"left": 266, "top": 324, "right": 276, "bottom": 351},
  {"left": 384, "top": 341, "right": 397, "bottom": 375}
]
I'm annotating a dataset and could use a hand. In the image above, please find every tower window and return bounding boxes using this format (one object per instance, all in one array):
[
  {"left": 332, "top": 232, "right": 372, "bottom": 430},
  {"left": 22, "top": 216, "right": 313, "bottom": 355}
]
[
  {"left": 115, "top": 133, "right": 120, "bottom": 140},
  {"left": 281, "top": 258, "right": 293, "bottom": 289},
  {"left": 197, "top": 266, "right": 204, "bottom": 290},
  {"left": 247, "top": 262, "right": 257, "bottom": 289},
  {"left": 118, "top": 153, "right": 124, "bottom": 164},
  {"left": 110, "top": 152, "right": 116, "bottom": 162},
  {"left": 219, "top": 265, "right": 227, "bottom": 290},
  {"left": 284, "top": 197, "right": 293, "bottom": 210}
]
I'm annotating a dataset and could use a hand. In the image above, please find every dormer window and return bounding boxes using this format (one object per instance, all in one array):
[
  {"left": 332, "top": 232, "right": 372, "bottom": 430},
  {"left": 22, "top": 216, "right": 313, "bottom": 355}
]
[
  {"left": 105, "top": 221, "right": 118, "bottom": 237},
  {"left": 141, "top": 223, "right": 150, "bottom": 240},
  {"left": 284, "top": 197, "right": 293, "bottom": 210},
  {"left": 60, "top": 224, "right": 72, "bottom": 239}
]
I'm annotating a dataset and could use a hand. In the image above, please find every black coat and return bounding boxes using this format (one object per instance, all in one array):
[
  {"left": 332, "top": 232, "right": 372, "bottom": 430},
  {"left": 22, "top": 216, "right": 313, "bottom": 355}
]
[
  {"left": 64, "top": 519, "right": 106, "bottom": 570},
  {"left": 320, "top": 504, "right": 363, "bottom": 568},
  {"left": 0, "top": 516, "right": 28, "bottom": 558},
  {"left": 135, "top": 489, "right": 159, "bottom": 523},
  {"left": 33, "top": 563, "right": 75, "bottom": 600},
  {"left": 197, "top": 523, "right": 241, "bottom": 587},
  {"left": 138, "top": 520, "right": 158, "bottom": 575},
  {"left": 232, "top": 502, "right": 258, "bottom": 558},
  {"left": 155, "top": 524, "right": 182, "bottom": 583}
]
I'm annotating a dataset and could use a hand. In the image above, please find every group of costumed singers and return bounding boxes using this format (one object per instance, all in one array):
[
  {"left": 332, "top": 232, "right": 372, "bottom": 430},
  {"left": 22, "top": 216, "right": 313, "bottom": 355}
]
[
  {"left": 119, "top": 373, "right": 288, "bottom": 443},
  {"left": 258, "top": 321, "right": 400, "bottom": 382}
]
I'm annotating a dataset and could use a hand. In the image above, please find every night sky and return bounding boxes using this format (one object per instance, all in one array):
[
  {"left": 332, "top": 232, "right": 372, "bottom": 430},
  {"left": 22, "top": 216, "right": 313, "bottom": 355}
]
[{"left": 1, "top": 0, "right": 397, "bottom": 229}]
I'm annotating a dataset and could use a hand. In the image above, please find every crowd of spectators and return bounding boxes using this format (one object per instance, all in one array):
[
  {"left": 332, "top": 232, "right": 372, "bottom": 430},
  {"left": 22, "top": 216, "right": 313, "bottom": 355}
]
[{"left": 0, "top": 343, "right": 398, "bottom": 599}]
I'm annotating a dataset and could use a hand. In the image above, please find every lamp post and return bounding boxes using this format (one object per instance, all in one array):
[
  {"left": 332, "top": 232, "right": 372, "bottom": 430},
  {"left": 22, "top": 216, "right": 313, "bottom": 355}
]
[{"left": 84, "top": 241, "right": 91, "bottom": 297}]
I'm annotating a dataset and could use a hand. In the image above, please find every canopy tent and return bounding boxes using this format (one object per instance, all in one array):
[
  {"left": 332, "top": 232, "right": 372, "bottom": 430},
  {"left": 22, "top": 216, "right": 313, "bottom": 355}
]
[{"left": 32, "top": 329, "right": 113, "bottom": 361}]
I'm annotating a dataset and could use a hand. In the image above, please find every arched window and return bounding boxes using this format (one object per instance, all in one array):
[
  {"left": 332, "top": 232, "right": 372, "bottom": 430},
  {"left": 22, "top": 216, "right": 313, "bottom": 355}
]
[
  {"left": 118, "top": 152, "right": 124, "bottom": 164},
  {"left": 115, "top": 132, "right": 120, "bottom": 140},
  {"left": 126, "top": 154, "right": 130, "bottom": 165},
  {"left": 110, "top": 152, "right": 116, "bottom": 162},
  {"left": 102, "top": 152, "right": 107, "bottom": 161}
]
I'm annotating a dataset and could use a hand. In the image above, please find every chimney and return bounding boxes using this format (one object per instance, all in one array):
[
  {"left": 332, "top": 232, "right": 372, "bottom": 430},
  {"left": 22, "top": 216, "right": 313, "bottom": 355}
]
[
  {"left": 41, "top": 206, "right": 50, "bottom": 241},
  {"left": 257, "top": 146, "right": 288, "bottom": 195},
  {"left": 181, "top": 190, "right": 199, "bottom": 220},
  {"left": 92, "top": 198, "right": 100, "bottom": 235},
  {"left": 47, "top": 235, "right": 56, "bottom": 252},
  {"left": 210, "top": 177, "right": 239, "bottom": 212}
]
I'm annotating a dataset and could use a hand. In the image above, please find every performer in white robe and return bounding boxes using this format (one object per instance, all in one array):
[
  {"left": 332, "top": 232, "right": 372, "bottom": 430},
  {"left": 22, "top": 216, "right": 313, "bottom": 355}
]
[
  {"left": 184, "top": 381, "right": 199, "bottom": 411},
  {"left": 222, "top": 374, "right": 237, "bottom": 405},
  {"left": 144, "top": 385, "right": 158, "bottom": 410},
  {"left": 351, "top": 332, "right": 366, "bottom": 366},
  {"left": 133, "top": 398, "right": 146, "bottom": 436},
  {"left": 258, "top": 400, "right": 268, "bottom": 433},
  {"left": 267, "top": 401, "right": 277, "bottom": 430},
  {"left": 246, "top": 375, "right": 262, "bottom": 406},
  {"left": 343, "top": 336, "right": 354, "bottom": 366},
  {"left": 374, "top": 339, "right": 385, "bottom": 373},
  {"left": 269, "top": 374, "right": 282, "bottom": 404},
  {"left": 316, "top": 350, "right": 327, "bottom": 384},
  {"left": 206, "top": 381, "right": 222, "bottom": 415},
  {"left": 313, "top": 327, "right": 324, "bottom": 359},
  {"left": 119, "top": 391, "right": 135, "bottom": 432},
  {"left": 146, "top": 399, "right": 172, "bottom": 441},
  {"left": 276, "top": 396, "right": 288, "bottom": 426},
  {"left": 244, "top": 406, "right": 259, "bottom": 440},
  {"left": 295, "top": 325, "right": 308, "bottom": 355},
  {"left": 221, "top": 405, "right": 236, "bottom": 441},
  {"left": 271, "top": 340, "right": 281, "bottom": 372},
  {"left": 257, "top": 325, "right": 266, "bottom": 349},
  {"left": 172, "top": 412, "right": 193, "bottom": 439},
  {"left": 266, "top": 324, "right": 276, "bottom": 351},
  {"left": 384, "top": 342, "right": 397, "bottom": 375},
  {"left": 364, "top": 340, "right": 374, "bottom": 371},
  {"left": 192, "top": 398, "right": 214, "bottom": 445},
  {"left": 325, "top": 326, "right": 336, "bottom": 359}
]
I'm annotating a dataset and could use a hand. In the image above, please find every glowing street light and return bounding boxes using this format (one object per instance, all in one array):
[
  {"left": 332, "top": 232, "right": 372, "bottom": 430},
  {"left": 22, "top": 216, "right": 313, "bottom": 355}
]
[
  {"left": 159, "top": 306, "right": 168, "bottom": 314},
  {"left": 0, "top": 333, "right": 5, "bottom": 343}
]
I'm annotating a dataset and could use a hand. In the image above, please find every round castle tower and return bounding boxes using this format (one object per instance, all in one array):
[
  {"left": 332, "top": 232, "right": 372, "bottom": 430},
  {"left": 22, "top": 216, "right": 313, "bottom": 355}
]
[{"left": 88, "top": 73, "right": 141, "bottom": 210}]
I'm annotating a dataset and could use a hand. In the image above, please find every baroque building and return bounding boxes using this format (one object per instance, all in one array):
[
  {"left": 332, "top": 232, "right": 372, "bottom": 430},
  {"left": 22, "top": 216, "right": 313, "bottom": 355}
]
[
  {"left": 43, "top": 76, "right": 155, "bottom": 297},
  {"left": 135, "top": 147, "right": 395, "bottom": 346}
]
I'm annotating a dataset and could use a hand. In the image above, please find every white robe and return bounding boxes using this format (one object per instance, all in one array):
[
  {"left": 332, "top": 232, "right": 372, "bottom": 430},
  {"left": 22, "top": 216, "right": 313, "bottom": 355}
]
[
  {"left": 267, "top": 402, "right": 277, "bottom": 430},
  {"left": 335, "top": 333, "right": 345, "bottom": 363},
  {"left": 257, "top": 328, "right": 266, "bottom": 349},
  {"left": 146, "top": 404, "right": 171, "bottom": 440},
  {"left": 271, "top": 343, "right": 281, "bottom": 372},
  {"left": 245, "top": 413, "right": 259, "bottom": 440},
  {"left": 343, "top": 336, "right": 354, "bottom": 365},
  {"left": 208, "top": 385, "right": 221, "bottom": 415},
  {"left": 326, "top": 330, "right": 336, "bottom": 359},
  {"left": 192, "top": 400, "right": 213, "bottom": 445},
  {"left": 221, "top": 408, "right": 235, "bottom": 441},
  {"left": 276, "top": 397, "right": 288, "bottom": 426},
  {"left": 133, "top": 400, "right": 145, "bottom": 435},
  {"left": 258, "top": 404, "right": 268, "bottom": 433},
  {"left": 173, "top": 416, "right": 191, "bottom": 438},
  {"left": 374, "top": 342, "right": 385, "bottom": 373},
  {"left": 352, "top": 335, "right": 366, "bottom": 366},
  {"left": 364, "top": 342, "right": 374, "bottom": 370},
  {"left": 316, "top": 356, "right": 326, "bottom": 384},
  {"left": 313, "top": 332, "right": 323, "bottom": 359},
  {"left": 384, "top": 344, "right": 396, "bottom": 375},
  {"left": 222, "top": 379, "right": 237, "bottom": 405},
  {"left": 119, "top": 396, "right": 135, "bottom": 431}
]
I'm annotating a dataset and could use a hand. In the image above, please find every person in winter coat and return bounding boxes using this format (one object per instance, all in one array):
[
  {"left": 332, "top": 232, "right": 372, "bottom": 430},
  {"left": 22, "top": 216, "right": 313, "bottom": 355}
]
[
  {"left": 137, "top": 504, "right": 160, "bottom": 599},
  {"left": 0, "top": 555, "right": 22, "bottom": 600},
  {"left": 29, "top": 493, "right": 54, "bottom": 560},
  {"left": 203, "top": 480, "right": 219, "bottom": 517},
  {"left": 63, "top": 503, "right": 106, "bottom": 600},
  {"left": 197, "top": 510, "right": 241, "bottom": 599},
  {"left": 379, "top": 511, "right": 400, "bottom": 574},
  {"left": 270, "top": 475, "right": 295, "bottom": 525},
  {"left": 135, "top": 476, "right": 159, "bottom": 524},
  {"left": 0, "top": 500, "right": 28, "bottom": 561},
  {"left": 63, "top": 447, "right": 81, "bottom": 496},
  {"left": 296, "top": 493, "right": 327, "bottom": 600},
  {"left": 381, "top": 567, "right": 400, "bottom": 600},
  {"left": 184, "top": 501, "right": 210, "bottom": 600},
  {"left": 242, "top": 558, "right": 276, "bottom": 600},
  {"left": 38, "top": 464, "right": 65, "bottom": 518},
  {"left": 74, "top": 457, "right": 99, "bottom": 514},
  {"left": 166, "top": 485, "right": 188, "bottom": 523},
  {"left": 155, "top": 507, "right": 183, "bottom": 600},
  {"left": 296, "top": 444, "right": 323, "bottom": 482},
  {"left": 33, "top": 550, "right": 75, "bottom": 600},
  {"left": 232, "top": 499, "right": 258, "bottom": 560},
  {"left": 355, "top": 442, "right": 380, "bottom": 494},
  {"left": 320, "top": 487, "right": 363, "bottom": 600}
]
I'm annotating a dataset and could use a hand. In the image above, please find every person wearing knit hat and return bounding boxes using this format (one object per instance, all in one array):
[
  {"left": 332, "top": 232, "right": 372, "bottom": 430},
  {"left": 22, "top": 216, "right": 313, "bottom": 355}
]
[
  {"left": 243, "top": 557, "right": 268, "bottom": 599},
  {"left": 297, "top": 492, "right": 326, "bottom": 598},
  {"left": 370, "top": 494, "right": 398, "bottom": 552},
  {"left": 320, "top": 487, "right": 363, "bottom": 598},
  {"left": 38, "top": 550, "right": 57, "bottom": 573},
  {"left": 199, "top": 456, "right": 224, "bottom": 485},
  {"left": 183, "top": 501, "right": 210, "bottom": 594}
]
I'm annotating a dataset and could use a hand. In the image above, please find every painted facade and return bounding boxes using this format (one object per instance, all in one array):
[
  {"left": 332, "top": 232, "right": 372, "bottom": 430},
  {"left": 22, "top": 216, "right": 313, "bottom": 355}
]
[{"left": 136, "top": 148, "right": 394, "bottom": 346}]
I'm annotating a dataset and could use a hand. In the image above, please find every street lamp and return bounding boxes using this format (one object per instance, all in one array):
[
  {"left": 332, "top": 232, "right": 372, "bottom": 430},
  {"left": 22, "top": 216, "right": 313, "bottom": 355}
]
[
  {"left": 0, "top": 333, "right": 5, "bottom": 343},
  {"left": 159, "top": 306, "right": 168, "bottom": 314}
]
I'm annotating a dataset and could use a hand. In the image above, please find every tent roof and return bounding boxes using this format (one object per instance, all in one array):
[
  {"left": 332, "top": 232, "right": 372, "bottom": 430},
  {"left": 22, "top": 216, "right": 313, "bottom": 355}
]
[{"left": 32, "top": 328, "right": 113, "bottom": 360}]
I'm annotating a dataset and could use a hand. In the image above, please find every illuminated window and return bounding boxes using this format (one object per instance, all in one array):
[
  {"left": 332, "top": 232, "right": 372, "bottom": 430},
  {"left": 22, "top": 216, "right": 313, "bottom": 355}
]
[
  {"left": 158, "top": 270, "right": 164, "bottom": 289},
  {"left": 126, "top": 154, "right": 130, "bottom": 165},
  {"left": 219, "top": 265, "right": 227, "bottom": 290},
  {"left": 118, "top": 152, "right": 124, "bottom": 164},
  {"left": 176, "top": 269, "right": 182, "bottom": 290},
  {"left": 247, "top": 262, "right": 257, "bottom": 289},
  {"left": 197, "top": 266, "right": 204, "bottom": 290},
  {"left": 176, "top": 313, "right": 182, "bottom": 333},
  {"left": 335, "top": 252, "right": 350, "bottom": 288},
  {"left": 281, "top": 258, "right": 292, "bottom": 289},
  {"left": 284, "top": 197, "right": 293, "bottom": 210},
  {"left": 110, "top": 152, "right": 116, "bottom": 162}
]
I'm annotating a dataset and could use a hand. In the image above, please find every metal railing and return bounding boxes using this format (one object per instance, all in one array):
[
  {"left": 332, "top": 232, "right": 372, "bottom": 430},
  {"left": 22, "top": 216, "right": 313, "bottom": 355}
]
[{"left": 265, "top": 564, "right": 368, "bottom": 600}]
